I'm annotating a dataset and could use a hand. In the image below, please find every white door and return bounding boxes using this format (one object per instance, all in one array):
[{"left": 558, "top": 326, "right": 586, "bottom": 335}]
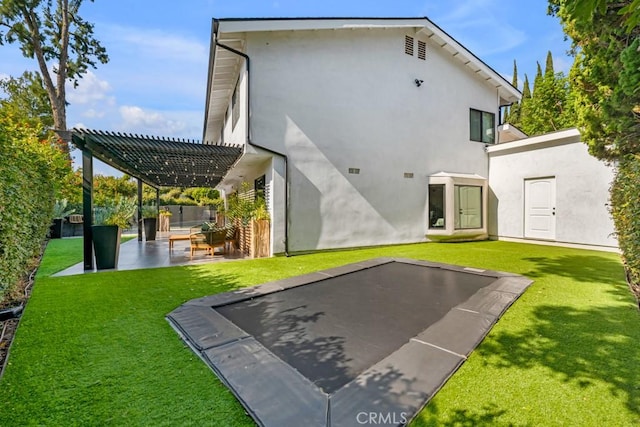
[{"left": 524, "top": 178, "right": 556, "bottom": 240}]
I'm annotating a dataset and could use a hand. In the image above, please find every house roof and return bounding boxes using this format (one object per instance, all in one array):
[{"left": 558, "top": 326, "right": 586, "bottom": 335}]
[
  {"left": 71, "top": 129, "right": 243, "bottom": 188},
  {"left": 204, "top": 17, "right": 522, "bottom": 141},
  {"left": 487, "top": 128, "right": 581, "bottom": 156}
]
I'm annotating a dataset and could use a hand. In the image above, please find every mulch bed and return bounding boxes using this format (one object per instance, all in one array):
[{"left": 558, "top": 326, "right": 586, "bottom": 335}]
[{"left": 0, "top": 244, "right": 44, "bottom": 377}]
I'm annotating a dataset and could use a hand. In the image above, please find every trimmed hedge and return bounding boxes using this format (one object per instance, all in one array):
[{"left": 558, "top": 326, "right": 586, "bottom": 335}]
[
  {"left": 610, "top": 154, "right": 640, "bottom": 291},
  {"left": 0, "top": 125, "right": 67, "bottom": 299}
]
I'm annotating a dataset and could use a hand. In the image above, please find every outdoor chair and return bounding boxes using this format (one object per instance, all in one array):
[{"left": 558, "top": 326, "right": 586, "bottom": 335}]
[
  {"left": 225, "top": 226, "right": 240, "bottom": 253},
  {"left": 206, "top": 229, "right": 227, "bottom": 255},
  {"left": 189, "top": 226, "right": 213, "bottom": 259}
]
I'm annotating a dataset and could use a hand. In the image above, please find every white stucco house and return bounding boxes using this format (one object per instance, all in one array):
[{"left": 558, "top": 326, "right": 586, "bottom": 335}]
[{"left": 203, "top": 17, "right": 617, "bottom": 255}]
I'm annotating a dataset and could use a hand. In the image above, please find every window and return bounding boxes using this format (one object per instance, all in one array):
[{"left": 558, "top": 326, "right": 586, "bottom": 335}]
[
  {"left": 454, "top": 185, "right": 482, "bottom": 229},
  {"left": 428, "top": 185, "right": 445, "bottom": 229},
  {"left": 469, "top": 109, "right": 495, "bottom": 144},
  {"left": 254, "top": 175, "right": 266, "bottom": 201},
  {"left": 231, "top": 78, "right": 240, "bottom": 130}
]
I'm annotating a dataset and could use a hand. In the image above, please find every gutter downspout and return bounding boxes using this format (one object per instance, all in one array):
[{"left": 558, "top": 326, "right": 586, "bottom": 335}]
[{"left": 214, "top": 33, "right": 290, "bottom": 256}]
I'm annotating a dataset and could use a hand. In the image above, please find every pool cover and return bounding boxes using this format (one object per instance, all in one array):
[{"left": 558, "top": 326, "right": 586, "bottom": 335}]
[{"left": 167, "top": 258, "right": 532, "bottom": 426}]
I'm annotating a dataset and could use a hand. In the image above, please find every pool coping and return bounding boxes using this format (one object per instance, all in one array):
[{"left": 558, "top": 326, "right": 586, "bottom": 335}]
[{"left": 166, "top": 258, "right": 533, "bottom": 426}]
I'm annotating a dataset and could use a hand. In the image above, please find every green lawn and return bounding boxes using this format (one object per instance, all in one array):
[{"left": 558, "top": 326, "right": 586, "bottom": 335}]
[{"left": 1, "top": 240, "right": 638, "bottom": 426}]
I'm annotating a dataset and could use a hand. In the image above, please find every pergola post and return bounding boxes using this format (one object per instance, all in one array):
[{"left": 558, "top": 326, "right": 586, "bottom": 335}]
[
  {"left": 82, "top": 148, "right": 94, "bottom": 271},
  {"left": 138, "top": 179, "right": 143, "bottom": 241},
  {"left": 156, "top": 188, "right": 160, "bottom": 231}
]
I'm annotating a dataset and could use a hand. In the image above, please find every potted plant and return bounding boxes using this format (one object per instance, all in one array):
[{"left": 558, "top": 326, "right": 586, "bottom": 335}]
[
  {"left": 51, "top": 199, "right": 75, "bottom": 239},
  {"left": 251, "top": 197, "right": 271, "bottom": 258},
  {"left": 226, "top": 183, "right": 271, "bottom": 258},
  {"left": 92, "top": 197, "right": 136, "bottom": 270},
  {"left": 141, "top": 205, "right": 158, "bottom": 241},
  {"left": 159, "top": 207, "right": 172, "bottom": 232}
]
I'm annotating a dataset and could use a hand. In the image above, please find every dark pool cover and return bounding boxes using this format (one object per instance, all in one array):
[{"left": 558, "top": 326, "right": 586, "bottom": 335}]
[{"left": 167, "top": 258, "right": 532, "bottom": 427}]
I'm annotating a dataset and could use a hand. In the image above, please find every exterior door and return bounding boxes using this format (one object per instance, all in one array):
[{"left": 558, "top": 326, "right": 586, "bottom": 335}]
[{"left": 524, "top": 177, "right": 556, "bottom": 240}]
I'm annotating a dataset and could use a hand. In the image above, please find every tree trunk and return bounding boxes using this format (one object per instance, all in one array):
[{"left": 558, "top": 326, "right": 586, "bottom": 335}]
[{"left": 20, "top": 3, "right": 70, "bottom": 156}]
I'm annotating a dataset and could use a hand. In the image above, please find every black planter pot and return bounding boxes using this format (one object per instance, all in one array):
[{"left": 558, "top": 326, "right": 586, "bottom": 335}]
[
  {"left": 144, "top": 218, "right": 157, "bottom": 241},
  {"left": 92, "top": 225, "right": 121, "bottom": 270},
  {"left": 50, "top": 218, "right": 63, "bottom": 239}
]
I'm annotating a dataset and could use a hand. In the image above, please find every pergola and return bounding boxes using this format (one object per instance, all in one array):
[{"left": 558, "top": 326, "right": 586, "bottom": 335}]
[{"left": 71, "top": 129, "right": 243, "bottom": 270}]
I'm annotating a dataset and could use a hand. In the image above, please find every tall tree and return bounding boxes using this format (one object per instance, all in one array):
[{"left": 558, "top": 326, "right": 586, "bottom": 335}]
[
  {"left": 544, "top": 50, "right": 554, "bottom": 76},
  {"left": 522, "top": 74, "right": 532, "bottom": 100},
  {"left": 0, "top": 0, "right": 108, "bottom": 153},
  {"left": 532, "top": 62, "right": 543, "bottom": 97},
  {"left": 549, "top": 0, "right": 639, "bottom": 159},
  {"left": 520, "top": 52, "right": 574, "bottom": 134},
  {"left": 0, "top": 71, "right": 53, "bottom": 136},
  {"left": 505, "top": 60, "right": 521, "bottom": 124}
]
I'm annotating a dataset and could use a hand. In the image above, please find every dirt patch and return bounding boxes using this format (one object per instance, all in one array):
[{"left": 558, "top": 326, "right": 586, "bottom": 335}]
[{"left": 625, "top": 268, "right": 640, "bottom": 309}]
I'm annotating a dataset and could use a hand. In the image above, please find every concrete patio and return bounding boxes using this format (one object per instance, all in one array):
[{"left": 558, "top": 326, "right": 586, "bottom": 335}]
[{"left": 54, "top": 229, "right": 247, "bottom": 277}]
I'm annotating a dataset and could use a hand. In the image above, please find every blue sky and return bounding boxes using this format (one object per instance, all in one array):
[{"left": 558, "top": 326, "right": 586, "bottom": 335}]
[{"left": 1, "top": 0, "right": 571, "bottom": 174}]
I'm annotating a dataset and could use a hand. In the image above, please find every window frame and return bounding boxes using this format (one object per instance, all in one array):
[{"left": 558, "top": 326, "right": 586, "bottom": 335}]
[
  {"left": 428, "top": 184, "right": 446, "bottom": 229},
  {"left": 469, "top": 108, "right": 495, "bottom": 144}
]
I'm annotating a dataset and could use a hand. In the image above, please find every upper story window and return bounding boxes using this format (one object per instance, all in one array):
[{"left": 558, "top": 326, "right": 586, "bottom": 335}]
[
  {"left": 231, "top": 78, "right": 240, "bottom": 130},
  {"left": 469, "top": 109, "right": 495, "bottom": 144}
]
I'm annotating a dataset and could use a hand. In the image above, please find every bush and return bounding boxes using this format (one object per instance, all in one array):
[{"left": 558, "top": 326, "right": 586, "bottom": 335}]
[
  {"left": 609, "top": 154, "right": 640, "bottom": 295},
  {"left": 0, "top": 124, "right": 69, "bottom": 299}
]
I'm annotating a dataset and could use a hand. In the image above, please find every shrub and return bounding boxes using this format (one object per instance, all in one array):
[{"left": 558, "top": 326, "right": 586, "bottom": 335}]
[
  {"left": 94, "top": 197, "right": 137, "bottom": 229},
  {"left": 609, "top": 154, "right": 640, "bottom": 296},
  {"left": 0, "top": 124, "right": 69, "bottom": 299}
]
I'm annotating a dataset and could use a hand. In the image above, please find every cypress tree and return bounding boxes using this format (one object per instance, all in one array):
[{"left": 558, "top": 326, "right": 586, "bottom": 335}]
[
  {"left": 545, "top": 51, "right": 554, "bottom": 77},
  {"left": 506, "top": 60, "right": 521, "bottom": 124},
  {"left": 522, "top": 74, "right": 531, "bottom": 99},
  {"left": 533, "top": 62, "right": 543, "bottom": 96}
]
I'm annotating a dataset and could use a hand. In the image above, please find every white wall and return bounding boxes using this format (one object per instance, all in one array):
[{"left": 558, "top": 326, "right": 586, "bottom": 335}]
[
  {"left": 245, "top": 28, "right": 500, "bottom": 252},
  {"left": 220, "top": 69, "right": 249, "bottom": 146},
  {"left": 488, "top": 132, "right": 617, "bottom": 248}
]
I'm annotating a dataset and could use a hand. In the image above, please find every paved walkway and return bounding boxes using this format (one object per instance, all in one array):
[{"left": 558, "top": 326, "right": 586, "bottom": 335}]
[{"left": 54, "top": 229, "right": 247, "bottom": 277}]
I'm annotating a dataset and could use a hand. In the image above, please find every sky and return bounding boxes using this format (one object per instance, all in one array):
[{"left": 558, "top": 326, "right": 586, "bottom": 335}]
[{"left": 0, "top": 0, "right": 572, "bottom": 175}]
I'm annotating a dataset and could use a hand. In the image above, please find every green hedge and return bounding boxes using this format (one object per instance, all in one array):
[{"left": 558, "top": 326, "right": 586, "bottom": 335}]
[
  {"left": 610, "top": 154, "right": 640, "bottom": 287},
  {"left": 0, "top": 126, "right": 67, "bottom": 299}
]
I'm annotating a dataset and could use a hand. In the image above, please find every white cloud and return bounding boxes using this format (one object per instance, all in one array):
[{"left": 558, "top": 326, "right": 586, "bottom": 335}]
[
  {"left": 119, "top": 105, "right": 190, "bottom": 136},
  {"left": 103, "top": 24, "right": 208, "bottom": 63},
  {"left": 82, "top": 109, "right": 106, "bottom": 119},
  {"left": 67, "top": 70, "right": 114, "bottom": 105}
]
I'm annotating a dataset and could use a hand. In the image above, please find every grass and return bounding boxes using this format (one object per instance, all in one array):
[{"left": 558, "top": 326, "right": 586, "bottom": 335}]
[
  {"left": 35, "top": 234, "right": 137, "bottom": 278},
  {"left": 1, "top": 240, "right": 638, "bottom": 426}
]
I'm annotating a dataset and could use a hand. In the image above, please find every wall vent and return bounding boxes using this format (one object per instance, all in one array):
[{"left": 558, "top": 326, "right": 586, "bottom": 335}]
[
  {"left": 404, "top": 172, "right": 414, "bottom": 179},
  {"left": 417, "top": 40, "right": 426, "bottom": 60},
  {"left": 348, "top": 168, "right": 360, "bottom": 175},
  {"left": 405, "top": 35, "right": 414, "bottom": 56}
]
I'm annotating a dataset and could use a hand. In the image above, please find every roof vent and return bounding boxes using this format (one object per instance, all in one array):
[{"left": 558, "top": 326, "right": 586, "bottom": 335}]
[
  {"left": 417, "top": 40, "right": 426, "bottom": 60},
  {"left": 405, "top": 35, "right": 414, "bottom": 56}
]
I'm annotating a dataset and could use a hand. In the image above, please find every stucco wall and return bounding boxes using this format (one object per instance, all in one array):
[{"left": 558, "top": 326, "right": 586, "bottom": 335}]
[
  {"left": 245, "top": 28, "right": 500, "bottom": 252},
  {"left": 488, "top": 135, "right": 617, "bottom": 248},
  {"left": 219, "top": 69, "right": 248, "bottom": 146}
]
